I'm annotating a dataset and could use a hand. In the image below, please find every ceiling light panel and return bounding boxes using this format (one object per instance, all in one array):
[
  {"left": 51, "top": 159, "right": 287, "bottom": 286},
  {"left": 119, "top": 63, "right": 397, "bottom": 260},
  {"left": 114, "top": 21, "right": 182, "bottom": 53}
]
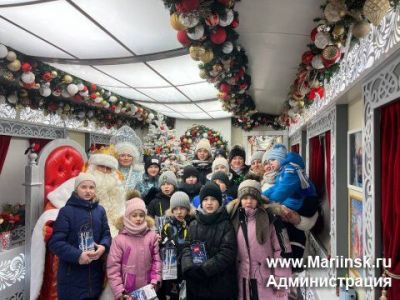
[
  {"left": 73, "top": 0, "right": 181, "bottom": 55},
  {"left": 181, "top": 112, "right": 211, "bottom": 119},
  {"left": 0, "top": 18, "right": 73, "bottom": 58},
  {"left": 148, "top": 55, "right": 203, "bottom": 85},
  {"left": 94, "top": 63, "right": 169, "bottom": 88},
  {"left": 0, "top": 0, "right": 132, "bottom": 58},
  {"left": 177, "top": 82, "right": 217, "bottom": 101},
  {"left": 104, "top": 87, "right": 154, "bottom": 102},
  {"left": 166, "top": 103, "right": 203, "bottom": 113},
  {"left": 208, "top": 111, "right": 232, "bottom": 118},
  {"left": 137, "top": 87, "right": 189, "bottom": 102},
  {"left": 48, "top": 63, "right": 127, "bottom": 87},
  {"left": 196, "top": 100, "right": 224, "bottom": 111},
  {"left": 136, "top": 102, "right": 174, "bottom": 113},
  {"left": 161, "top": 111, "right": 186, "bottom": 118}
]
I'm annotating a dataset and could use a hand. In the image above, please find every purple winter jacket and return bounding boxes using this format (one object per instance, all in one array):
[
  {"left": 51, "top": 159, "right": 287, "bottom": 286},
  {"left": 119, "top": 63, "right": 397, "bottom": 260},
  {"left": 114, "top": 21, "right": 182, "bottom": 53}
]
[
  {"left": 107, "top": 227, "right": 161, "bottom": 299},
  {"left": 237, "top": 207, "right": 292, "bottom": 300}
]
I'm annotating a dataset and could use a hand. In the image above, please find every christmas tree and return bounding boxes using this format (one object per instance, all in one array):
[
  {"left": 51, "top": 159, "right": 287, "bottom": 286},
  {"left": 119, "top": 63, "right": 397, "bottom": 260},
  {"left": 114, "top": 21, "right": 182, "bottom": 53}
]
[{"left": 143, "top": 113, "right": 188, "bottom": 175}]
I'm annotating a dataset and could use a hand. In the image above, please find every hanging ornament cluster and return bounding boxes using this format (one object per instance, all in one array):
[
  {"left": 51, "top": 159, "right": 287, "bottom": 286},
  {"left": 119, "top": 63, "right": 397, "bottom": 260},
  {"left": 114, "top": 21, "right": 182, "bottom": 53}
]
[
  {"left": 278, "top": 0, "right": 397, "bottom": 127},
  {"left": 162, "top": 0, "right": 277, "bottom": 130},
  {"left": 0, "top": 45, "right": 155, "bottom": 129},
  {"left": 180, "top": 124, "right": 228, "bottom": 153}
]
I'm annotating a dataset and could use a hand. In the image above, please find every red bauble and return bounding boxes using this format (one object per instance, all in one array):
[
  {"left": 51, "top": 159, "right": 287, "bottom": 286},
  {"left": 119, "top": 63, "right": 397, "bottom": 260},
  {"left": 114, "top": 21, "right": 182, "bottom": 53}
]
[
  {"left": 73, "top": 94, "right": 83, "bottom": 102},
  {"left": 217, "top": 0, "right": 231, "bottom": 6},
  {"left": 301, "top": 51, "right": 314, "bottom": 65},
  {"left": 308, "top": 86, "right": 325, "bottom": 101},
  {"left": 231, "top": 18, "right": 239, "bottom": 28},
  {"left": 175, "top": 0, "right": 199, "bottom": 13},
  {"left": 234, "top": 68, "right": 245, "bottom": 81},
  {"left": 310, "top": 27, "right": 318, "bottom": 42},
  {"left": 210, "top": 27, "right": 227, "bottom": 45},
  {"left": 90, "top": 83, "right": 97, "bottom": 91},
  {"left": 81, "top": 85, "right": 88, "bottom": 92},
  {"left": 205, "top": 14, "right": 219, "bottom": 27},
  {"left": 219, "top": 82, "right": 230, "bottom": 93},
  {"left": 177, "top": 30, "right": 190, "bottom": 46},
  {"left": 42, "top": 72, "right": 52, "bottom": 82},
  {"left": 32, "top": 143, "right": 41, "bottom": 152},
  {"left": 22, "top": 63, "right": 32, "bottom": 72},
  {"left": 90, "top": 93, "right": 97, "bottom": 100}
]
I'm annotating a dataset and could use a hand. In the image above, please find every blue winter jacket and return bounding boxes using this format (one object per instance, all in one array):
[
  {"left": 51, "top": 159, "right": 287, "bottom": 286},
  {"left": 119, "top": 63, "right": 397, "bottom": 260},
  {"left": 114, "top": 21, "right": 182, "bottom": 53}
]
[
  {"left": 48, "top": 192, "right": 111, "bottom": 300},
  {"left": 262, "top": 152, "right": 317, "bottom": 211}
]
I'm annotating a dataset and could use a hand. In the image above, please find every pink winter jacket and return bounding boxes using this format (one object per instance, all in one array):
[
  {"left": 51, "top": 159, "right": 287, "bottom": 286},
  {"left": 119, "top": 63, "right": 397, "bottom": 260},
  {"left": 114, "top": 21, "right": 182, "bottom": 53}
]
[
  {"left": 237, "top": 207, "right": 292, "bottom": 300},
  {"left": 107, "top": 227, "right": 161, "bottom": 299}
]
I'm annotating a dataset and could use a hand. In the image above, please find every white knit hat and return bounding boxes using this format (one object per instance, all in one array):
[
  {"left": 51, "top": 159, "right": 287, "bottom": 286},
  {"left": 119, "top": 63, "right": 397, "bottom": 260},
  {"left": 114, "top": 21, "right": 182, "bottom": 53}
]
[
  {"left": 88, "top": 153, "right": 118, "bottom": 170},
  {"left": 74, "top": 172, "right": 96, "bottom": 189},
  {"left": 212, "top": 157, "right": 229, "bottom": 173},
  {"left": 115, "top": 141, "right": 140, "bottom": 160},
  {"left": 251, "top": 151, "right": 264, "bottom": 163},
  {"left": 195, "top": 139, "right": 211, "bottom": 154}
]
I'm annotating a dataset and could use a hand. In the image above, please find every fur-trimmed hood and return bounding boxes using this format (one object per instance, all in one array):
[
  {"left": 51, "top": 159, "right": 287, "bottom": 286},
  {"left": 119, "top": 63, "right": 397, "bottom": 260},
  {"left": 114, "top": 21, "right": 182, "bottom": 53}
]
[{"left": 114, "top": 215, "right": 155, "bottom": 232}]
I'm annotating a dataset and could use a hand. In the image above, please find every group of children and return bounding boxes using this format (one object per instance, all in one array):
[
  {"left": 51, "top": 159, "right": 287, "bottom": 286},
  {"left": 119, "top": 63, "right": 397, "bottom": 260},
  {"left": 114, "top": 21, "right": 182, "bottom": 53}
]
[{"left": 49, "top": 140, "right": 317, "bottom": 300}]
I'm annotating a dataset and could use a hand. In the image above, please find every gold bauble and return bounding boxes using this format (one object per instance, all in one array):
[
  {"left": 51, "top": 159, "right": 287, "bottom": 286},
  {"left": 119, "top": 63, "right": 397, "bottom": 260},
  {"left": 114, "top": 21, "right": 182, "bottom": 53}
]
[
  {"left": 6, "top": 51, "right": 17, "bottom": 62},
  {"left": 333, "top": 24, "right": 345, "bottom": 37},
  {"left": 51, "top": 70, "right": 58, "bottom": 78},
  {"left": 170, "top": 13, "right": 186, "bottom": 31},
  {"left": 189, "top": 46, "right": 205, "bottom": 61},
  {"left": 63, "top": 75, "right": 73, "bottom": 84},
  {"left": 352, "top": 20, "right": 371, "bottom": 39},
  {"left": 7, "top": 59, "right": 21, "bottom": 72},
  {"left": 200, "top": 49, "right": 214, "bottom": 64},
  {"left": 199, "top": 69, "right": 208, "bottom": 79},
  {"left": 363, "top": 0, "right": 390, "bottom": 26},
  {"left": 298, "top": 100, "right": 305, "bottom": 108}
]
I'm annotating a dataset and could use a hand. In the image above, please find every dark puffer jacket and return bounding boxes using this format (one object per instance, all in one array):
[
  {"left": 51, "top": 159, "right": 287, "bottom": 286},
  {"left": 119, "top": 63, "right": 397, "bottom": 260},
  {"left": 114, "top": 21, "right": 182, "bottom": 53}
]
[
  {"left": 48, "top": 192, "right": 111, "bottom": 300},
  {"left": 148, "top": 191, "right": 172, "bottom": 217},
  {"left": 178, "top": 182, "right": 202, "bottom": 201},
  {"left": 181, "top": 207, "right": 237, "bottom": 300}
]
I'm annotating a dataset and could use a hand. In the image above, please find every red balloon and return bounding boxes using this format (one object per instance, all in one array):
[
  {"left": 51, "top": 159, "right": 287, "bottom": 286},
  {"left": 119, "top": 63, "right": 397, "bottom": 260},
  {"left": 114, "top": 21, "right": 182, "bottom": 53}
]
[
  {"left": 177, "top": 30, "right": 190, "bottom": 46},
  {"left": 210, "top": 27, "right": 227, "bottom": 45}
]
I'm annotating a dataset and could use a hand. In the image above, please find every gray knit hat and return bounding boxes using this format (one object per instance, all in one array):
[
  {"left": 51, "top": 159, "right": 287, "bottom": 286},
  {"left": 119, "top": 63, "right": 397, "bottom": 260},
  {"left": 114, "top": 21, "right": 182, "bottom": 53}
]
[
  {"left": 158, "top": 170, "right": 177, "bottom": 188},
  {"left": 238, "top": 179, "right": 262, "bottom": 202},
  {"left": 251, "top": 151, "right": 264, "bottom": 163},
  {"left": 170, "top": 191, "right": 191, "bottom": 211},
  {"left": 211, "top": 171, "right": 230, "bottom": 187}
]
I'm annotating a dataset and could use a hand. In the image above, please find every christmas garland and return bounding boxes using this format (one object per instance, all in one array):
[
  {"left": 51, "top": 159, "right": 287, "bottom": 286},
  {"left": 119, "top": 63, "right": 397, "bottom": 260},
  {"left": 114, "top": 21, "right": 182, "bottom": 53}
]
[
  {"left": 180, "top": 124, "right": 228, "bottom": 152},
  {"left": 161, "top": 0, "right": 281, "bottom": 130},
  {"left": 0, "top": 44, "right": 155, "bottom": 129},
  {"left": 278, "top": 0, "right": 399, "bottom": 127}
]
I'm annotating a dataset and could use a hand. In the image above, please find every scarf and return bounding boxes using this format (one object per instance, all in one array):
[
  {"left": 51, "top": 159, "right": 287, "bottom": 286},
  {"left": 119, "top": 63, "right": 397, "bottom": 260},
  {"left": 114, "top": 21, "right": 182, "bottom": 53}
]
[{"left": 123, "top": 217, "right": 148, "bottom": 236}]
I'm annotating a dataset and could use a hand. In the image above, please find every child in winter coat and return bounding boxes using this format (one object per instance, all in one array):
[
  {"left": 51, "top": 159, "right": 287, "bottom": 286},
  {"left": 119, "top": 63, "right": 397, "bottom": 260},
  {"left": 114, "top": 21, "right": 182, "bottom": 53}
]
[
  {"left": 262, "top": 145, "right": 317, "bottom": 212},
  {"left": 158, "top": 191, "right": 195, "bottom": 300},
  {"left": 48, "top": 173, "right": 111, "bottom": 300},
  {"left": 230, "top": 180, "right": 291, "bottom": 300},
  {"left": 148, "top": 171, "right": 177, "bottom": 217},
  {"left": 137, "top": 155, "right": 161, "bottom": 205},
  {"left": 192, "top": 172, "right": 233, "bottom": 208},
  {"left": 178, "top": 165, "right": 202, "bottom": 202},
  {"left": 207, "top": 156, "right": 237, "bottom": 198},
  {"left": 181, "top": 183, "right": 237, "bottom": 300},
  {"left": 107, "top": 198, "right": 161, "bottom": 299},
  {"left": 192, "top": 139, "right": 213, "bottom": 184}
]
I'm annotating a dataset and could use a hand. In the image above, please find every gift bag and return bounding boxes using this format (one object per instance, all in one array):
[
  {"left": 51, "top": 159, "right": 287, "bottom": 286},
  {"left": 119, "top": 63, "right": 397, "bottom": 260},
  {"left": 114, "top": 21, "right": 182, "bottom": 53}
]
[{"left": 161, "top": 245, "right": 178, "bottom": 280}]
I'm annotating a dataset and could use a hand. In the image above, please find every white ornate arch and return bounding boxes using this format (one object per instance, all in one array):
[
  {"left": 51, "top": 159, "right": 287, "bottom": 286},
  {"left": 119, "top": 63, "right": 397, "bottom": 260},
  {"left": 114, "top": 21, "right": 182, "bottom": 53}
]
[{"left": 362, "top": 48, "right": 400, "bottom": 300}]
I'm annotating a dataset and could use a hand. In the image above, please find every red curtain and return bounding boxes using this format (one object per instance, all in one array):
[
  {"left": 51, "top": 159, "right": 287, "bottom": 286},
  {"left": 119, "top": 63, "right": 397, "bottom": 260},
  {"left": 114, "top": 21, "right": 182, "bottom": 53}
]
[
  {"left": 291, "top": 144, "right": 300, "bottom": 153},
  {"left": 309, "top": 135, "right": 325, "bottom": 197},
  {"left": 324, "top": 131, "right": 331, "bottom": 207},
  {"left": 0, "top": 135, "right": 12, "bottom": 174},
  {"left": 29, "top": 138, "right": 51, "bottom": 153},
  {"left": 381, "top": 100, "right": 400, "bottom": 299}
]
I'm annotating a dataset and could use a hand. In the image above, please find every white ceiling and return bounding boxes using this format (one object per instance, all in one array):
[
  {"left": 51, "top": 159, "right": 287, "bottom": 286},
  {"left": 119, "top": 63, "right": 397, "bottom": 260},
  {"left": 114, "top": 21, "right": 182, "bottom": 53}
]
[{"left": 0, "top": 0, "right": 321, "bottom": 119}]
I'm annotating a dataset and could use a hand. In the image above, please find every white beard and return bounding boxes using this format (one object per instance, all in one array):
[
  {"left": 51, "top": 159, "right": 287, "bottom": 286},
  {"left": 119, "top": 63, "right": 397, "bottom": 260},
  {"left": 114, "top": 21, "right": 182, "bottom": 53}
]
[{"left": 89, "top": 169, "right": 126, "bottom": 237}]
